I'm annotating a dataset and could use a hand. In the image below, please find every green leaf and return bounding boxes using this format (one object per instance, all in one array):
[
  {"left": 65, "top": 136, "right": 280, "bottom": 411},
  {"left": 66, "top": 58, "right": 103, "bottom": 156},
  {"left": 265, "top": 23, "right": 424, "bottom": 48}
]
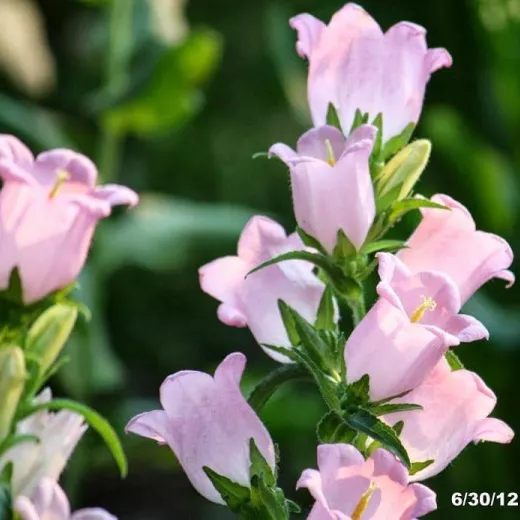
[
  {"left": 203, "top": 466, "right": 251, "bottom": 511},
  {"left": 26, "top": 399, "right": 127, "bottom": 477},
  {"left": 409, "top": 459, "right": 434, "bottom": 476},
  {"left": 248, "top": 251, "right": 350, "bottom": 294},
  {"left": 315, "top": 286, "right": 336, "bottom": 331},
  {"left": 361, "top": 240, "right": 407, "bottom": 255},
  {"left": 344, "top": 409, "right": 410, "bottom": 468},
  {"left": 371, "top": 113, "right": 383, "bottom": 159},
  {"left": 370, "top": 403, "right": 422, "bottom": 416},
  {"left": 105, "top": 30, "right": 223, "bottom": 135},
  {"left": 250, "top": 439, "right": 276, "bottom": 487},
  {"left": 392, "top": 421, "right": 404, "bottom": 436},
  {"left": 317, "top": 411, "right": 356, "bottom": 444},
  {"left": 277, "top": 301, "right": 301, "bottom": 347},
  {"left": 344, "top": 375, "right": 370, "bottom": 408},
  {"left": 388, "top": 198, "right": 450, "bottom": 224},
  {"left": 251, "top": 477, "right": 289, "bottom": 520},
  {"left": 296, "top": 227, "right": 327, "bottom": 255},
  {"left": 326, "top": 103, "right": 342, "bottom": 130},
  {"left": 0, "top": 482, "right": 11, "bottom": 520},
  {"left": 286, "top": 499, "right": 301, "bottom": 513},
  {"left": 381, "top": 123, "right": 416, "bottom": 161},
  {"left": 445, "top": 350, "right": 464, "bottom": 371}
]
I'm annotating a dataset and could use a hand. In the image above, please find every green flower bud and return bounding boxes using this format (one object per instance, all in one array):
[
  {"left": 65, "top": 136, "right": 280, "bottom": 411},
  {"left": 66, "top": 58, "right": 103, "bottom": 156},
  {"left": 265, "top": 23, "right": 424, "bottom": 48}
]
[
  {"left": 0, "top": 346, "right": 26, "bottom": 441},
  {"left": 25, "top": 304, "right": 78, "bottom": 376},
  {"left": 377, "top": 139, "right": 431, "bottom": 203}
]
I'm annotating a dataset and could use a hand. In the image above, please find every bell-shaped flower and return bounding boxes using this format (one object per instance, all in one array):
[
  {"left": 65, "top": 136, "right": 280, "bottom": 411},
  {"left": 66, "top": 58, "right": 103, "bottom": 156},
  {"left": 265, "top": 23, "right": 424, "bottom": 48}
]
[
  {"left": 269, "top": 124, "right": 376, "bottom": 253},
  {"left": 290, "top": 3, "right": 452, "bottom": 142},
  {"left": 126, "top": 353, "right": 276, "bottom": 505},
  {"left": 0, "top": 135, "right": 138, "bottom": 303},
  {"left": 399, "top": 194, "right": 514, "bottom": 304},
  {"left": 199, "top": 215, "right": 331, "bottom": 362},
  {"left": 384, "top": 358, "right": 514, "bottom": 481},
  {"left": 376, "top": 252, "right": 489, "bottom": 345},
  {"left": 345, "top": 293, "right": 449, "bottom": 402},
  {"left": 0, "top": 388, "right": 87, "bottom": 497},
  {"left": 15, "top": 478, "right": 116, "bottom": 520},
  {"left": 297, "top": 444, "right": 436, "bottom": 519}
]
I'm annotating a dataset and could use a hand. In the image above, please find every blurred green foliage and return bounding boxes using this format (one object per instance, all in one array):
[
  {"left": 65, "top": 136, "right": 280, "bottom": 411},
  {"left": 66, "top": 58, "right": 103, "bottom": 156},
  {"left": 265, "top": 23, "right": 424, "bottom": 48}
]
[{"left": 0, "top": 0, "right": 518, "bottom": 518}]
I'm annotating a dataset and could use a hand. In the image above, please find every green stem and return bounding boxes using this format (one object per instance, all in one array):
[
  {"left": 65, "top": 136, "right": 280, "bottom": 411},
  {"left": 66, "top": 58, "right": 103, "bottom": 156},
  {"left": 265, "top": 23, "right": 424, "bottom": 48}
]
[
  {"left": 348, "top": 290, "right": 366, "bottom": 326},
  {"left": 248, "top": 364, "right": 309, "bottom": 413},
  {"left": 98, "top": 0, "right": 134, "bottom": 182}
]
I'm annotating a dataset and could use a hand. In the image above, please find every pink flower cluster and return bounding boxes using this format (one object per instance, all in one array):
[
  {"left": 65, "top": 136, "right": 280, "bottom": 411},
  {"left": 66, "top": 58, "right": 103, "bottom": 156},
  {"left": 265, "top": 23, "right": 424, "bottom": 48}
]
[{"left": 126, "top": 3, "right": 514, "bottom": 519}]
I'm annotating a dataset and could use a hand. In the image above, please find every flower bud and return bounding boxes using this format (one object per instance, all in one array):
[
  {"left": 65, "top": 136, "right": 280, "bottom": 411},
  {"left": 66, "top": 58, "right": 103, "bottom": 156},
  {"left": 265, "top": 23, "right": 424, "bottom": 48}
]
[
  {"left": 377, "top": 139, "right": 431, "bottom": 203},
  {"left": 25, "top": 304, "right": 78, "bottom": 376},
  {"left": 0, "top": 346, "right": 26, "bottom": 441}
]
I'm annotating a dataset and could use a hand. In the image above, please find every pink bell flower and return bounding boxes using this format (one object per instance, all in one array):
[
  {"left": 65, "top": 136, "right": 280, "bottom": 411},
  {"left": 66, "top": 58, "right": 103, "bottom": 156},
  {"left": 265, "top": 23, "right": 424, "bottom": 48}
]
[
  {"left": 0, "top": 135, "right": 138, "bottom": 303},
  {"left": 376, "top": 252, "right": 489, "bottom": 345},
  {"left": 15, "top": 478, "right": 116, "bottom": 520},
  {"left": 399, "top": 194, "right": 514, "bottom": 304},
  {"left": 126, "top": 353, "right": 276, "bottom": 505},
  {"left": 290, "top": 3, "right": 452, "bottom": 142},
  {"left": 269, "top": 124, "right": 376, "bottom": 253},
  {"left": 297, "top": 444, "right": 436, "bottom": 519},
  {"left": 384, "top": 358, "right": 514, "bottom": 481},
  {"left": 199, "top": 215, "right": 332, "bottom": 362}
]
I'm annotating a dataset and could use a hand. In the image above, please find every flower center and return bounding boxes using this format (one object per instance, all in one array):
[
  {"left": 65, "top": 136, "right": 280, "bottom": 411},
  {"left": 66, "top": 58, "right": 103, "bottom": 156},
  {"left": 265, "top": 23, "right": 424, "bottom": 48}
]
[
  {"left": 48, "top": 169, "right": 70, "bottom": 199},
  {"left": 351, "top": 481, "right": 376, "bottom": 520},
  {"left": 325, "top": 139, "right": 336, "bottom": 166},
  {"left": 410, "top": 295, "right": 437, "bottom": 323}
]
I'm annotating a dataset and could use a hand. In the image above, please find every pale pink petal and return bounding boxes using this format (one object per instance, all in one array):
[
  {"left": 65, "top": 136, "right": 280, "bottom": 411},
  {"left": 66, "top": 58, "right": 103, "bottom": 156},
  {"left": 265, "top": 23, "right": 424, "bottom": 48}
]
[
  {"left": 128, "top": 353, "right": 275, "bottom": 505},
  {"left": 268, "top": 143, "right": 298, "bottom": 163},
  {"left": 0, "top": 134, "right": 34, "bottom": 166},
  {"left": 426, "top": 48, "right": 453, "bottom": 72},
  {"left": 71, "top": 510, "right": 118, "bottom": 520},
  {"left": 91, "top": 184, "right": 139, "bottom": 207},
  {"left": 125, "top": 410, "right": 169, "bottom": 444},
  {"left": 385, "top": 359, "right": 513, "bottom": 481},
  {"left": 217, "top": 303, "right": 247, "bottom": 327},
  {"left": 289, "top": 13, "right": 326, "bottom": 58},
  {"left": 14, "top": 497, "right": 40, "bottom": 520},
  {"left": 296, "top": 125, "right": 346, "bottom": 162},
  {"left": 400, "top": 194, "right": 514, "bottom": 304},
  {"left": 408, "top": 483, "right": 437, "bottom": 518},
  {"left": 445, "top": 314, "right": 489, "bottom": 342},
  {"left": 345, "top": 299, "right": 448, "bottom": 401}
]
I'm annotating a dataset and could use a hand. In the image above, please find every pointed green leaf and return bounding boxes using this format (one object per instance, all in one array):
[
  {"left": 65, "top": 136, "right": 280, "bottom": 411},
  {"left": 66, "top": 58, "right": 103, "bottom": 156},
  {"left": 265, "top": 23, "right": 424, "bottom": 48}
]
[
  {"left": 286, "top": 499, "right": 301, "bottom": 513},
  {"left": 371, "top": 113, "right": 383, "bottom": 159},
  {"left": 317, "top": 411, "right": 356, "bottom": 444},
  {"left": 409, "top": 459, "right": 434, "bottom": 476},
  {"left": 332, "top": 229, "right": 356, "bottom": 263},
  {"left": 277, "top": 300, "right": 301, "bottom": 346},
  {"left": 349, "top": 109, "right": 368, "bottom": 134},
  {"left": 361, "top": 240, "right": 407, "bottom": 255},
  {"left": 445, "top": 350, "right": 464, "bottom": 371},
  {"left": 0, "top": 482, "right": 11, "bottom": 520},
  {"left": 344, "top": 409, "right": 410, "bottom": 468},
  {"left": 344, "top": 375, "right": 370, "bottom": 408},
  {"left": 392, "top": 421, "right": 404, "bottom": 436},
  {"left": 389, "top": 198, "right": 450, "bottom": 224},
  {"left": 370, "top": 403, "right": 422, "bottom": 416},
  {"left": 326, "top": 103, "right": 341, "bottom": 130},
  {"left": 25, "top": 399, "right": 127, "bottom": 477},
  {"left": 204, "top": 466, "right": 251, "bottom": 511},
  {"left": 315, "top": 286, "right": 336, "bottom": 331},
  {"left": 250, "top": 476, "right": 288, "bottom": 520},
  {"left": 381, "top": 123, "right": 416, "bottom": 160},
  {"left": 296, "top": 227, "right": 327, "bottom": 255},
  {"left": 250, "top": 439, "right": 276, "bottom": 487}
]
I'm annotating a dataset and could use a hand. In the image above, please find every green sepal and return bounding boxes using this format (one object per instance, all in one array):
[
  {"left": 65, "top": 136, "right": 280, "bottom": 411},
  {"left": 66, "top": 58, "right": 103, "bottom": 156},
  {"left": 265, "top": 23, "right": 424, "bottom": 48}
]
[
  {"left": 360, "top": 240, "right": 407, "bottom": 255},
  {"left": 332, "top": 229, "right": 356, "bottom": 264},
  {"left": 317, "top": 411, "right": 356, "bottom": 444},
  {"left": 326, "top": 103, "right": 342, "bottom": 130},
  {"left": 315, "top": 286, "right": 336, "bottom": 331},
  {"left": 0, "top": 481, "right": 11, "bottom": 520},
  {"left": 22, "top": 399, "right": 127, "bottom": 477},
  {"left": 247, "top": 251, "right": 351, "bottom": 294},
  {"left": 349, "top": 109, "right": 369, "bottom": 134},
  {"left": 250, "top": 477, "right": 289, "bottom": 520},
  {"left": 445, "top": 350, "right": 464, "bottom": 371},
  {"left": 0, "top": 269, "right": 23, "bottom": 305},
  {"left": 250, "top": 439, "right": 276, "bottom": 488},
  {"left": 392, "top": 421, "right": 405, "bottom": 436},
  {"left": 381, "top": 122, "right": 415, "bottom": 161},
  {"left": 371, "top": 113, "right": 383, "bottom": 160},
  {"left": 286, "top": 499, "right": 301, "bottom": 513},
  {"left": 344, "top": 409, "right": 411, "bottom": 468},
  {"left": 343, "top": 375, "right": 370, "bottom": 410},
  {"left": 409, "top": 459, "right": 435, "bottom": 476},
  {"left": 203, "top": 466, "right": 251, "bottom": 512},
  {"left": 277, "top": 301, "right": 300, "bottom": 347},
  {"left": 369, "top": 403, "right": 422, "bottom": 416},
  {"left": 388, "top": 198, "right": 450, "bottom": 224},
  {"left": 296, "top": 227, "right": 328, "bottom": 256},
  {"left": 253, "top": 152, "right": 270, "bottom": 160}
]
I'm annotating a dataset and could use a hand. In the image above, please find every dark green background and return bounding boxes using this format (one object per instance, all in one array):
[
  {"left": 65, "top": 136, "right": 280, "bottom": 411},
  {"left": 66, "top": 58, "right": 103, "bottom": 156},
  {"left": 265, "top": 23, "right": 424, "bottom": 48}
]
[{"left": 3, "top": 0, "right": 519, "bottom": 518}]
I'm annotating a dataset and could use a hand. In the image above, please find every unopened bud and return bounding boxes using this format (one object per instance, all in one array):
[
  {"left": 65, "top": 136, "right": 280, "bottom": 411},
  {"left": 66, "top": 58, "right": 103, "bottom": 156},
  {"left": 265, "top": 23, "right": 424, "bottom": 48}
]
[
  {"left": 377, "top": 139, "right": 431, "bottom": 202},
  {"left": 26, "top": 304, "right": 78, "bottom": 376},
  {"left": 0, "top": 346, "right": 26, "bottom": 441}
]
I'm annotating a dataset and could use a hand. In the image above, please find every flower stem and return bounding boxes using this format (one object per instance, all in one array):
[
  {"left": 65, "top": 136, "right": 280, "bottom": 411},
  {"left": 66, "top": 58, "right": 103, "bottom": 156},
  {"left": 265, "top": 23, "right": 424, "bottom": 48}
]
[
  {"left": 347, "top": 290, "right": 366, "bottom": 326},
  {"left": 248, "top": 364, "right": 309, "bottom": 413}
]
